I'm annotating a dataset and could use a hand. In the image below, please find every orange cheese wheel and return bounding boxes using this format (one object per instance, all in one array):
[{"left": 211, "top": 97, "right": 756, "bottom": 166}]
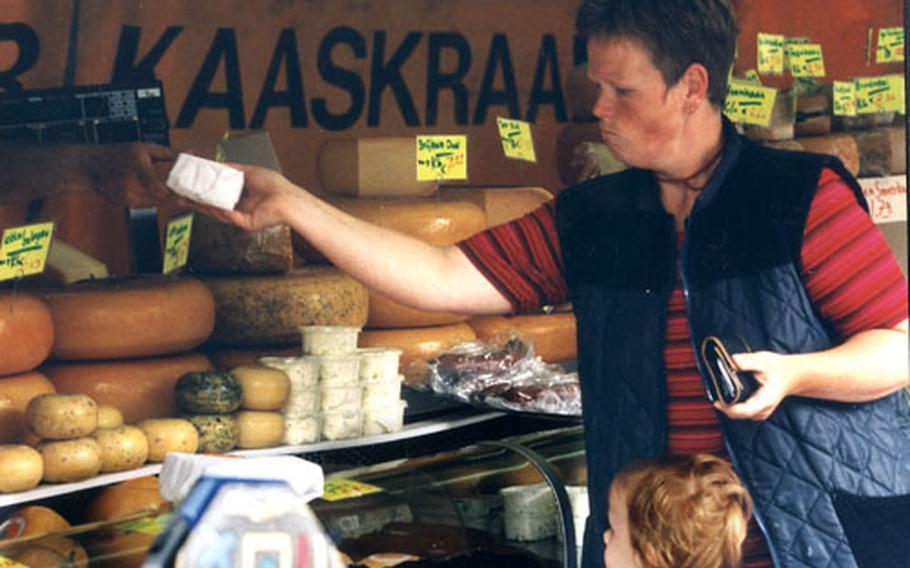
[
  {"left": 367, "top": 290, "right": 469, "bottom": 329},
  {"left": 441, "top": 186, "right": 554, "bottom": 228},
  {"left": 85, "top": 476, "right": 168, "bottom": 523},
  {"left": 331, "top": 197, "right": 486, "bottom": 245},
  {"left": 39, "top": 277, "right": 215, "bottom": 361},
  {"left": 0, "top": 371, "right": 56, "bottom": 444},
  {"left": 42, "top": 352, "right": 214, "bottom": 424},
  {"left": 795, "top": 133, "right": 860, "bottom": 176},
  {"left": 359, "top": 323, "right": 476, "bottom": 384},
  {"left": 0, "top": 293, "right": 54, "bottom": 375},
  {"left": 318, "top": 137, "right": 438, "bottom": 197},
  {"left": 1, "top": 505, "right": 70, "bottom": 539},
  {"left": 467, "top": 312, "right": 577, "bottom": 363},
  {"left": 202, "top": 268, "right": 369, "bottom": 347}
]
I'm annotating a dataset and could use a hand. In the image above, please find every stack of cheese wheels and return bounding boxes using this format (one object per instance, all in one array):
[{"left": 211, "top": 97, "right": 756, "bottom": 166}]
[
  {"left": 36, "top": 277, "right": 216, "bottom": 429},
  {"left": 0, "top": 505, "right": 89, "bottom": 567},
  {"left": 174, "top": 371, "right": 243, "bottom": 453},
  {"left": 25, "top": 392, "right": 102, "bottom": 483},
  {"left": 230, "top": 364, "right": 289, "bottom": 449}
]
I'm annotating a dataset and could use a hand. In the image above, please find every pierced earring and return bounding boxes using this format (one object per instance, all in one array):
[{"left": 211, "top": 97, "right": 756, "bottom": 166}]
[{"left": 684, "top": 103, "right": 697, "bottom": 114}]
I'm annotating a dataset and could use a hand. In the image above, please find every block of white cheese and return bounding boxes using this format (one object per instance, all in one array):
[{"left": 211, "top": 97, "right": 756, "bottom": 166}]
[{"left": 166, "top": 153, "right": 244, "bottom": 210}]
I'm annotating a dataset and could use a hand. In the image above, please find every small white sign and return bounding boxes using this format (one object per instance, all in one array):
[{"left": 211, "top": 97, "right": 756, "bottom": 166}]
[{"left": 859, "top": 175, "right": 907, "bottom": 224}]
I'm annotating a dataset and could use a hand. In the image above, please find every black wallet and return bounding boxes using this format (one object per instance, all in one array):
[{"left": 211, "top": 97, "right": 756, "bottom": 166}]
[{"left": 700, "top": 336, "right": 758, "bottom": 404}]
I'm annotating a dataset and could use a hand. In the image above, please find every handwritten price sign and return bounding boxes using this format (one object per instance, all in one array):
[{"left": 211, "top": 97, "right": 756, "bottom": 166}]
[
  {"left": 162, "top": 214, "right": 193, "bottom": 274},
  {"left": 0, "top": 222, "right": 54, "bottom": 281},
  {"left": 876, "top": 27, "right": 905, "bottom": 63},
  {"left": 787, "top": 44, "right": 826, "bottom": 77},
  {"left": 416, "top": 135, "right": 467, "bottom": 181},
  {"left": 496, "top": 117, "right": 537, "bottom": 162},
  {"left": 724, "top": 81, "right": 777, "bottom": 127},
  {"left": 757, "top": 33, "right": 785, "bottom": 75},
  {"left": 855, "top": 75, "right": 904, "bottom": 114},
  {"left": 322, "top": 479, "right": 383, "bottom": 502},
  {"left": 833, "top": 81, "right": 857, "bottom": 117}
]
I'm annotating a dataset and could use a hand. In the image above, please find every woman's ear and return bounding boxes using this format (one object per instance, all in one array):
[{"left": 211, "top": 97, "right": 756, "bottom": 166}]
[{"left": 679, "top": 63, "right": 710, "bottom": 113}]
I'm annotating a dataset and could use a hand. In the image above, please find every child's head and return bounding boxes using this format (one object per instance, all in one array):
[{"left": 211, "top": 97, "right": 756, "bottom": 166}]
[{"left": 603, "top": 454, "right": 752, "bottom": 568}]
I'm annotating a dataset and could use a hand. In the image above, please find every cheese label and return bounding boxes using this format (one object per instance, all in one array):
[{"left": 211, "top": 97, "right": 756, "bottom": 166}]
[
  {"left": 496, "top": 117, "right": 536, "bottom": 162},
  {"left": 116, "top": 513, "right": 171, "bottom": 535},
  {"left": 416, "top": 135, "right": 467, "bottom": 181},
  {"left": 876, "top": 27, "right": 905, "bottom": 63},
  {"left": 860, "top": 175, "right": 907, "bottom": 224},
  {"left": 787, "top": 44, "right": 826, "bottom": 77},
  {"left": 0, "top": 222, "right": 54, "bottom": 281},
  {"left": 322, "top": 479, "right": 383, "bottom": 502},
  {"left": 743, "top": 69, "right": 762, "bottom": 85},
  {"left": 757, "top": 33, "right": 785, "bottom": 75},
  {"left": 723, "top": 81, "right": 777, "bottom": 127},
  {"left": 855, "top": 75, "right": 904, "bottom": 114},
  {"left": 833, "top": 81, "right": 857, "bottom": 117},
  {"left": 163, "top": 213, "right": 194, "bottom": 274},
  {"left": 0, "top": 556, "right": 28, "bottom": 568}
]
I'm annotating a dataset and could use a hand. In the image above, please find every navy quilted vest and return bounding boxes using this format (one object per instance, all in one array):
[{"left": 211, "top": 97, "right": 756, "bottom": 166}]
[{"left": 556, "top": 124, "right": 910, "bottom": 568}]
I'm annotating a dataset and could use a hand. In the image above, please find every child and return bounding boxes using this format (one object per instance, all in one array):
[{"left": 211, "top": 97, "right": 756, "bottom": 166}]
[{"left": 603, "top": 454, "right": 752, "bottom": 568}]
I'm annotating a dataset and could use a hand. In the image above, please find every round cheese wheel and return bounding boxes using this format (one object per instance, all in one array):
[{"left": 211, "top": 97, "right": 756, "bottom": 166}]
[
  {"left": 467, "top": 312, "right": 577, "bottom": 363},
  {"left": 795, "top": 133, "right": 860, "bottom": 176},
  {"left": 565, "top": 63, "right": 598, "bottom": 122},
  {"left": 359, "top": 323, "right": 476, "bottom": 385},
  {"left": 40, "top": 277, "right": 215, "bottom": 361},
  {"left": 137, "top": 418, "right": 199, "bottom": 462},
  {"left": 97, "top": 404, "right": 125, "bottom": 429},
  {"left": 367, "top": 290, "right": 469, "bottom": 329},
  {"left": 26, "top": 393, "right": 98, "bottom": 440},
  {"left": 442, "top": 186, "right": 554, "bottom": 228},
  {"left": 1, "top": 505, "right": 70, "bottom": 539},
  {"left": 10, "top": 538, "right": 89, "bottom": 568},
  {"left": 853, "top": 127, "right": 906, "bottom": 177},
  {"left": 235, "top": 410, "right": 285, "bottom": 449},
  {"left": 94, "top": 426, "right": 149, "bottom": 473},
  {"left": 204, "top": 345, "right": 299, "bottom": 370},
  {"left": 42, "top": 352, "right": 214, "bottom": 424},
  {"left": 85, "top": 476, "right": 167, "bottom": 522},
  {"left": 0, "top": 292, "right": 54, "bottom": 375},
  {"left": 202, "top": 268, "right": 368, "bottom": 347},
  {"left": 318, "top": 137, "right": 437, "bottom": 197},
  {"left": 39, "top": 437, "right": 102, "bottom": 483},
  {"left": 0, "top": 445, "right": 43, "bottom": 493},
  {"left": 0, "top": 371, "right": 55, "bottom": 444},
  {"left": 331, "top": 197, "right": 486, "bottom": 245},
  {"left": 184, "top": 414, "right": 237, "bottom": 453},
  {"left": 230, "top": 365, "right": 291, "bottom": 410}
]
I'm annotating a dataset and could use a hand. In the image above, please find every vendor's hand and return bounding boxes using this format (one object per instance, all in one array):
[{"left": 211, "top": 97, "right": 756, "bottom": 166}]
[
  {"left": 190, "top": 163, "right": 298, "bottom": 232},
  {"left": 80, "top": 142, "right": 183, "bottom": 207},
  {"left": 713, "top": 351, "right": 798, "bottom": 421}
]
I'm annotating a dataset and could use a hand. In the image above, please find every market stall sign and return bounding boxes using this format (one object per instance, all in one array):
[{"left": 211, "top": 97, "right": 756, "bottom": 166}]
[
  {"left": 723, "top": 81, "right": 777, "bottom": 127},
  {"left": 497, "top": 117, "right": 536, "bottom": 162},
  {"left": 0, "top": 222, "right": 54, "bottom": 281},
  {"left": 832, "top": 81, "right": 857, "bottom": 116},
  {"left": 416, "top": 135, "right": 468, "bottom": 181},
  {"left": 787, "top": 44, "right": 826, "bottom": 77},
  {"left": 757, "top": 33, "right": 785, "bottom": 75},
  {"left": 855, "top": 75, "right": 905, "bottom": 114},
  {"left": 163, "top": 213, "right": 194, "bottom": 274},
  {"left": 322, "top": 479, "right": 383, "bottom": 502},
  {"left": 876, "top": 27, "right": 905, "bottom": 63}
]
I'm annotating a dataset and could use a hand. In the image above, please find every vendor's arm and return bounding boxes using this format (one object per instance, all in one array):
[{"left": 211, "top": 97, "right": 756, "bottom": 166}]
[
  {"left": 718, "top": 169, "right": 909, "bottom": 420},
  {"left": 0, "top": 142, "right": 180, "bottom": 207}
]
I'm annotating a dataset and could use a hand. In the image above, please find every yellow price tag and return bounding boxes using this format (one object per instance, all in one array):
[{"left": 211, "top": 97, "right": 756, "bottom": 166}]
[
  {"left": 855, "top": 75, "right": 903, "bottom": 114},
  {"left": 757, "top": 33, "right": 785, "bottom": 75},
  {"left": 116, "top": 513, "right": 171, "bottom": 535},
  {"left": 322, "top": 479, "right": 383, "bottom": 502},
  {"left": 876, "top": 27, "right": 905, "bottom": 63},
  {"left": 724, "top": 81, "right": 778, "bottom": 127},
  {"left": 787, "top": 44, "right": 826, "bottom": 77},
  {"left": 0, "top": 222, "right": 54, "bottom": 281},
  {"left": 162, "top": 214, "right": 194, "bottom": 274},
  {"left": 0, "top": 556, "right": 29, "bottom": 568},
  {"left": 416, "top": 135, "right": 467, "bottom": 181},
  {"left": 743, "top": 69, "right": 762, "bottom": 85},
  {"left": 833, "top": 81, "right": 857, "bottom": 117},
  {"left": 496, "top": 117, "right": 537, "bottom": 162}
]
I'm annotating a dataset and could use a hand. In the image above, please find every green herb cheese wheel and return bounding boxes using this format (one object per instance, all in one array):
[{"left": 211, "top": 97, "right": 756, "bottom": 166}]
[
  {"left": 184, "top": 414, "right": 238, "bottom": 453},
  {"left": 175, "top": 372, "right": 242, "bottom": 415}
]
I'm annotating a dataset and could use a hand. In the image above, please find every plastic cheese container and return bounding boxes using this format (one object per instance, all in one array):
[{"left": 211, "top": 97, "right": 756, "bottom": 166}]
[
  {"left": 363, "top": 401, "right": 408, "bottom": 435},
  {"left": 281, "top": 386, "right": 320, "bottom": 416},
  {"left": 357, "top": 348, "right": 402, "bottom": 382},
  {"left": 321, "top": 410, "right": 363, "bottom": 441},
  {"left": 319, "top": 384, "right": 362, "bottom": 413},
  {"left": 259, "top": 356, "right": 320, "bottom": 388},
  {"left": 283, "top": 415, "right": 321, "bottom": 445},
  {"left": 300, "top": 325, "right": 361, "bottom": 356},
  {"left": 361, "top": 374, "right": 404, "bottom": 407},
  {"left": 318, "top": 354, "right": 360, "bottom": 386}
]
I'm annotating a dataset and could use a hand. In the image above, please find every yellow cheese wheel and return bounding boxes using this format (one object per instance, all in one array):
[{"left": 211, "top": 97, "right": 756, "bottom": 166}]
[
  {"left": 97, "top": 404, "right": 125, "bottom": 429},
  {"left": 204, "top": 345, "right": 299, "bottom": 370},
  {"left": 39, "top": 277, "right": 215, "bottom": 361},
  {"left": 25, "top": 393, "right": 98, "bottom": 440},
  {"left": 230, "top": 365, "right": 291, "bottom": 410},
  {"left": 0, "top": 371, "right": 56, "bottom": 444},
  {"left": 442, "top": 186, "right": 554, "bottom": 228},
  {"left": 565, "top": 63, "right": 598, "bottom": 122},
  {"left": 137, "top": 418, "right": 199, "bottom": 462},
  {"left": 202, "top": 268, "right": 368, "bottom": 347},
  {"left": 39, "top": 437, "right": 102, "bottom": 483},
  {"left": 318, "top": 137, "right": 438, "bottom": 197},
  {"left": 94, "top": 426, "right": 149, "bottom": 473},
  {"left": 235, "top": 410, "right": 285, "bottom": 449},
  {"left": 467, "top": 312, "right": 577, "bottom": 363},
  {"left": 0, "top": 292, "right": 54, "bottom": 375},
  {"left": 1, "top": 505, "right": 70, "bottom": 539},
  {"left": 9, "top": 538, "right": 89, "bottom": 568},
  {"left": 0, "top": 445, "right": 43, "bottom": 493},
  {"left": 42, "top": 352, "right": 214, "bottom": 424},
  {"left": 331, "top": 197, "right": 486, "bottom": 245},
  {"left": 359, "top": 323, "right": 476, "bottom": 385},
  {"left": 85, "top": 476, "right": 167, "bottom": 522},
  {"left": 795, "top": 133, "right": 860, "bottom": 176}
]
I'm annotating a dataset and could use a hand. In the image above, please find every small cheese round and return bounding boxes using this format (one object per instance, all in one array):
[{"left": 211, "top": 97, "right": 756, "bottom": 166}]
[
  {"left": 39, "top": 437, "right": 102, "bottom": 483},
  {"left": 0, "top": 445, "right": 43, "bottom": 493},
  {"left": 96, "top": 404, "right": 124, "bottom": 429},
  {"left": 94, "top": 426, "right": 149, "bottom": 473},
  {"left": 235, "top": 411, "right": 285, "bottom": 449},
  {"left": 26, "top": 393, "right": 98, "bottom": 440},
  {"left": 184, "top": 414, "right": 238, "bottom": 453},
  {"left": 138, "top": 418, "right": 199, "bottom": 462},
  {"left": 230, "top": 365, "right": 291, "bottom": 411}
]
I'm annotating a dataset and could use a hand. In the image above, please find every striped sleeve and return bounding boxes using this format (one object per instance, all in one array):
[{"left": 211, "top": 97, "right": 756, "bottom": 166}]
[
  {"left": 457, "top": 201, "right": 568, "bottom": 313},
  {"left": 801, "top": 168, "right": 908, "bottom": 338}
]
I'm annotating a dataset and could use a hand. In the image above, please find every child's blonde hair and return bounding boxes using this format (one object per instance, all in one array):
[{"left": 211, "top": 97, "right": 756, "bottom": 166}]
[{"left": 612, "top": 454, "right": 752, "bottom": 568}]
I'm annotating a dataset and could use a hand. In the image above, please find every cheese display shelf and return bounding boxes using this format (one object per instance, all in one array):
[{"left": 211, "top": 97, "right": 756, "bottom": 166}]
[{"left": 0, "top": 408, "right": 506, "bottom": 510}]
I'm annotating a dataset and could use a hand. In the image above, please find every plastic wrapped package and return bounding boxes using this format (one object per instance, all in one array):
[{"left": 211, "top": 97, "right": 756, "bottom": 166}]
[{"left": 428, "top": 337, "right": 581, "bottom": 416}]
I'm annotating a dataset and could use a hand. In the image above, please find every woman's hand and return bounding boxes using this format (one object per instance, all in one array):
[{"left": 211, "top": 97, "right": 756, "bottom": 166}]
[{"left": 713, "top": 351, "right": 799, "bottom": 421}]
